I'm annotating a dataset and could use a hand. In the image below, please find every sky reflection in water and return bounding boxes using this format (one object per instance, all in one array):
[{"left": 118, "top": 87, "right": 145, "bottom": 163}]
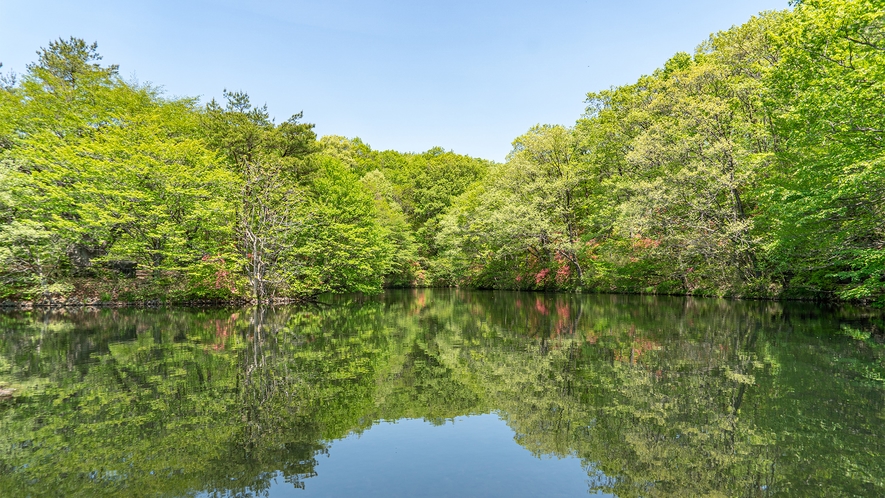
[{"left": 237, "top": 414, "right": 607, "bottom": 498}]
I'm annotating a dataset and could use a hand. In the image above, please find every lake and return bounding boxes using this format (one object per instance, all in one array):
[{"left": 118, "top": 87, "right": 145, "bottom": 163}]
[{"left": 1, "top": 290, "right": 883, "bottom": 497}]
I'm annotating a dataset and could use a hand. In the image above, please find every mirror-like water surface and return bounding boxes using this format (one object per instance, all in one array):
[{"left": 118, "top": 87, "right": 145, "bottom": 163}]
[
  {"left": 216, "top": 414, "right": 607, "bottom": 498},
  {"left": 0, "top": 290, "right": 883, "bottom": 497}
]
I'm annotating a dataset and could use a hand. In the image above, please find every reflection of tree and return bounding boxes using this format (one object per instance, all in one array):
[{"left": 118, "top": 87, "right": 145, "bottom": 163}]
[
  {"left": 0, "top": 292, "right": 883, "bottom": 496},
  {"left": 401, "top": 291, "right": 884, "bottom": 496}
]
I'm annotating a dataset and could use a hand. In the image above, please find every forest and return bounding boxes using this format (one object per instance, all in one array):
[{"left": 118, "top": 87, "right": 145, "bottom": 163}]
[{"left": 0, "top": 0, "right": 883, "bottom": 305}]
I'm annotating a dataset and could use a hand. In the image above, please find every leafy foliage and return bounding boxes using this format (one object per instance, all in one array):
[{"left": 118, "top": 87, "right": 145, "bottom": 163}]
[
  {"left": 3, "top": 1, "right": 885, "bottom": 306},
  {"left": 434, "top": 1, "right": 885, "bottom": 304},
  {"left": 0, "top": 40, "right": 404, "bottom": 300}
]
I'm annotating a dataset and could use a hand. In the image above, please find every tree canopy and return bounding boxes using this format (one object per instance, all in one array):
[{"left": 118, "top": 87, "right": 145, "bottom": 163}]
[
  {"left": 432, "top": 0, "right": 885, "bottom": 305},
  {"left": 2, "top": 0, "right": 884, "bottom": 305}
]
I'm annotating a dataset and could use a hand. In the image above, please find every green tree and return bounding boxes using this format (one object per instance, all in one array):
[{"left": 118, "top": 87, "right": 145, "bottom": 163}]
[
  {"left": 436, "top": 125, "right": 591, "bottom": 289},
  {"left": 1, "top": 38, "right": 241, "bottom": 299},
  {"left": 291, "top": 156, "right": 393, "bottom": 294},
  {"left": 763, "top": 0, "right": 885, "bottom": 304},
  {"left": 202, "top": 90, "right": 318, "bottom": 299},
  {"left": 360, "top": 169, "right": 420, "bottom": 286}
]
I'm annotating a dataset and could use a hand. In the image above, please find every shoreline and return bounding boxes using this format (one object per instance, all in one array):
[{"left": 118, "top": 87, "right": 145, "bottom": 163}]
[
  {"left": 0, "top": 296, "right": 311, "bottom": 310},
  {"left": 0, "top": 287, "right": 876, "bottom": 311}
]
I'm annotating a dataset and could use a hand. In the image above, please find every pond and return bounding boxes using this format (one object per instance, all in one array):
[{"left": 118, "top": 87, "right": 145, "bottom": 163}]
[{"left": 0, "top": 290, "right": 883, "bottom": 497}]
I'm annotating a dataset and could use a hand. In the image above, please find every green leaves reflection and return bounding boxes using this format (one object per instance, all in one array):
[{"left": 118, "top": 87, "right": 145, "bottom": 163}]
[{"left": 0, "top": 291, "right": 883, "bottom": 497}]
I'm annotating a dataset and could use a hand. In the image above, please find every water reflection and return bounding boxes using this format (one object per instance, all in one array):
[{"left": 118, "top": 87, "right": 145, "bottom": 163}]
[
  {"left": 233, "top": 414, "right": 606, "bottom": 498},
  {"left": 0, "top": 290, "right": 883, "bottom": 497}
]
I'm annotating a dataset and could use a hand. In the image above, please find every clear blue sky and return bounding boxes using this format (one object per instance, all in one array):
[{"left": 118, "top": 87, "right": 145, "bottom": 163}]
[{"left": 1, "top": 0, "right": 788, "bottom": 161}]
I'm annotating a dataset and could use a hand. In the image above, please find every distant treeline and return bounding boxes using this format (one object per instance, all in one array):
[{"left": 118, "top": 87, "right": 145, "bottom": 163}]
[{"left": 1, "top": 0, "right": 883, "bottom": 304}]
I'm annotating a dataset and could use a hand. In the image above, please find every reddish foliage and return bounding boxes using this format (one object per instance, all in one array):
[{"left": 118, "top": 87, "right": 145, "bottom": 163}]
[
  {"left": 632, "top": 235, "right": 661, "bottom": 250},
  {"left": 555, "top": 264, "right": 571, "bottom": 284},
  {"left": 202, "top": 255, "right": 236, "bottom": 292}
]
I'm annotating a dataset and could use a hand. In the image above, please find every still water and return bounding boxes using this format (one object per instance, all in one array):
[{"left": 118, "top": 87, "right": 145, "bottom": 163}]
[{"left": 0, "top": 290, "right": 883, "bottom": 497}]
